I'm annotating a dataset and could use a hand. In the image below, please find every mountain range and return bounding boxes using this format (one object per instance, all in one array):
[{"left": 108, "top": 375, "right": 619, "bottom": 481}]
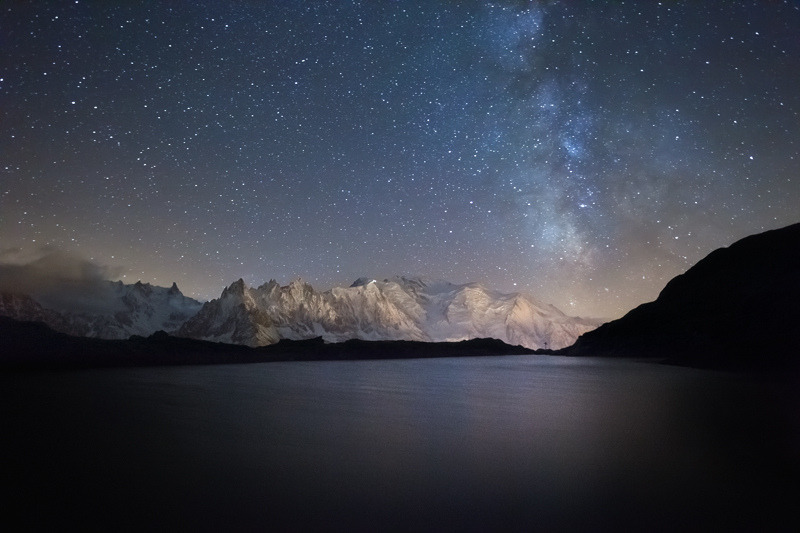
[
  {"left": 178, "top": 276, "right": 600, "bottom": 349},
  {"left": 3, "top": 223, "right": 797, "bottom": 370},
  {"left": 0, "top": 280, "right": 202, "bottom": 340},
  {"left": 0, "top": 276, "right": 599, "bottom": 350}
]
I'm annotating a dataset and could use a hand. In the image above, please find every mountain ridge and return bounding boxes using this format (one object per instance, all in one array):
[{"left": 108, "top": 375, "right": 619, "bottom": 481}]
[
  {"left": 0, "top": 280, "right": 203, "bottom": 339},
  {"left": 0, "top": 275, "right": 600, "bottom": 350},
  {"left": 178, "top": 276, "right": 600, "bottom": 349}
]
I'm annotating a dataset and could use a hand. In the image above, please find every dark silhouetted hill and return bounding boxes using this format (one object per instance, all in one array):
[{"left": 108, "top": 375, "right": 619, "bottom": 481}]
[
  {"left": 561, "top": 223, "right": 800, "bottom": 370},
  {"left": 0, "top": 316, "right": 533, "bottom": 371}
]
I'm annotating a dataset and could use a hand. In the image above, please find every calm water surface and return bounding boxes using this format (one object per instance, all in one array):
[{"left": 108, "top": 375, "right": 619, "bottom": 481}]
[{"left": 3, "top": 355, "right": 798, "bottom": 531}]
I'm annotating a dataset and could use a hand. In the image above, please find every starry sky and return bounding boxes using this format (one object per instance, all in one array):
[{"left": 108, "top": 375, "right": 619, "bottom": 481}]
[{"left": 2, "top": 1, "right": 798, "bottom": 318}]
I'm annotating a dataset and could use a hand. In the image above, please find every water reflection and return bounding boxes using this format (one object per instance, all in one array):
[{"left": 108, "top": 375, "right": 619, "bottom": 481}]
[{"left": 2, "top": 356, "right": 798, "bottom": 531}]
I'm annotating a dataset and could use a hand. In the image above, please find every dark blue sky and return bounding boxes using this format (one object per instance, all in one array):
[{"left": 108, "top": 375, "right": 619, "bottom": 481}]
[{"left": 2, "top": 1, "right": 798, "bottom": 317}]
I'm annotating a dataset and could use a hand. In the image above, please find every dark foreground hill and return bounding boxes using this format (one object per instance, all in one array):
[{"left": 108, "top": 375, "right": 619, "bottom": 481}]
[
  {"left": 561, "top": 223, "right": 800, "bottom": 370},
  {"left": 0, "top": 316, "right": 533, "bottom": 370}
]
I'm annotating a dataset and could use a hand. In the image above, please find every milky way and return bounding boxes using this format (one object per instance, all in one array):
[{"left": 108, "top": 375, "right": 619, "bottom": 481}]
[{"left": 2, "top": 1, "right": 798, "bottom": 317}]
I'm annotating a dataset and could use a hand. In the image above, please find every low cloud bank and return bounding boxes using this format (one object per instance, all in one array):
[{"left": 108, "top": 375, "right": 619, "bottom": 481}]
[{"left": 0, "top": 248, "right": 124, "bottom": 313}]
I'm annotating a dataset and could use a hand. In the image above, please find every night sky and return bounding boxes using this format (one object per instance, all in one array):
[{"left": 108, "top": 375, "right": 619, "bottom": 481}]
[{"left": 2, "top": 1, "right": 798, "bottom": 318}]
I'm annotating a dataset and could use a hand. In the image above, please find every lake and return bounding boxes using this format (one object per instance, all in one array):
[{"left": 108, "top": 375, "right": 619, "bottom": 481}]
[{"left": 2, "top": 355, "right": 798, "bottom": 531}]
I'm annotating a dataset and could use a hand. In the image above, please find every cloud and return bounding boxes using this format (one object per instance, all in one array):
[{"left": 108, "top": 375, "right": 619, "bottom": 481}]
[{"left": 0, "top": 248, "right": 124, "bottom": 312}]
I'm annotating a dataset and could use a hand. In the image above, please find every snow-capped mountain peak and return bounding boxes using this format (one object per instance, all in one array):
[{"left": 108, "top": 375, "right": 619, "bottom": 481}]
[
  {"left": 178, "top": 277, "right": 600, "bottom": 349},
  {"left": 1, "top": 274, "right": 601, "bottom": 350},
  {"left": 222, "top": 278, "right": 247, "bottom": 298}
]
